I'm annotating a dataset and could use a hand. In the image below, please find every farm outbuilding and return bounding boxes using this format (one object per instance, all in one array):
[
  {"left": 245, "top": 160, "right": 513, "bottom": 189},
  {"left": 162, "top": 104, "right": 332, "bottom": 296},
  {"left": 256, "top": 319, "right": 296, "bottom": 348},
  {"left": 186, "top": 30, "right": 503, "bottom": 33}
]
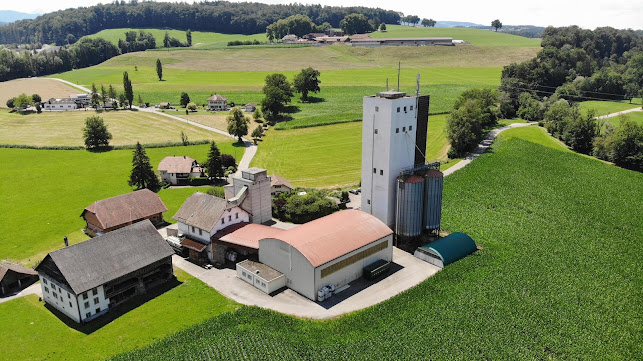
[
  {"left": 414, "top": 232, "right": 477, "bottom": 268},
  {"left": 0, "top": 263, "right": 38, "bottom": 296}
]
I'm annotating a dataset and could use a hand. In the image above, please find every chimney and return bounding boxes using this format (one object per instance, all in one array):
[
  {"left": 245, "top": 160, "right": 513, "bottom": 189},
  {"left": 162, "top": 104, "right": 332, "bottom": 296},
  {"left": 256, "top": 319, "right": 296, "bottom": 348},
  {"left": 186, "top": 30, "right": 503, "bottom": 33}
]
[{"left": 64, "top": 236, "right": 68, "bottom": 247}]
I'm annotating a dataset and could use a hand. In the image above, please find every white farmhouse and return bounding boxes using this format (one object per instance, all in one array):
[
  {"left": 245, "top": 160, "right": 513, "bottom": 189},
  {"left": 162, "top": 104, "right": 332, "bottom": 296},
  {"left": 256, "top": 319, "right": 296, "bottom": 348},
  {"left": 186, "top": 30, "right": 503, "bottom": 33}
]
[
  {"left": 270, "top": 174, "right": 293, "bottom": 196},
  {"left": 44, "top": 98, "right": 78, "bottom": 111},
  {"left": 207, "top": 94, "right": 228, "bottom": 111},
  {"left": 157, "top": 156, "right": 203, "bottom": 185},
  {"left": 35, "top": 221, "right": 175, "bottom": 323}
]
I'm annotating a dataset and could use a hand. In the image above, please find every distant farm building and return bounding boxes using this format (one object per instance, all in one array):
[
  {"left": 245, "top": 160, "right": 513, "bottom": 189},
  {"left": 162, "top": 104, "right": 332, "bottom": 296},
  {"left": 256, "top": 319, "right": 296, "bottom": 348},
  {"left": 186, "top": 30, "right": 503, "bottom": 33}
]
[
  {"left": 414, "top": 232, "right": 477, "bottom": 268},
  {"left": 270, "top": 174, "right": 293, "bottom": 196},
  {"left": 207, "top": 94, "right": 228, "bottom": 111},
  {"left": 281, "top": 34, "right": 299, "bottom": 43},
  {"left": 81, "top": 189, "right": 168, "bottom": 237},
  {"left": 158, "top": 156, "right": 203, "bottom": 185},
  {"left": 0, "top": 263, "right": 38, "bottom": 296},
  {"left": 44, "top": 98, "right": 77, "bottom": 110},
  {"left": 35, "top": 220, "right": 175, "bottom": 323},
  {"left": 351, "top": 37, "right": 454, "bottom": 47},
  {"left": 244, "top": 102, "right": 257, "bottom": 112}
]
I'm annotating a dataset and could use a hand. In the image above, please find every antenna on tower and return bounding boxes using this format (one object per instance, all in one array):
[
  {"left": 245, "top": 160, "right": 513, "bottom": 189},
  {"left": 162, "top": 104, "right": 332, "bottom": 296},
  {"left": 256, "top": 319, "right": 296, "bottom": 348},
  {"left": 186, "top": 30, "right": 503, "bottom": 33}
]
[
  {"left": 397, "top": 61, "right": 401, "bottom": 91},
  {"left": 416, "top": 73, "right": 421, "bottom": 97}
]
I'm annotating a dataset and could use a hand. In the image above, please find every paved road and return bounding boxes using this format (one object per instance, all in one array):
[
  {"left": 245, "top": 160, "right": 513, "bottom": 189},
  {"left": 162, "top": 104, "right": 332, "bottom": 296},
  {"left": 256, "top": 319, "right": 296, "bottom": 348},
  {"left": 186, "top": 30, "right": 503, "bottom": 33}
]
[
  {"left": 0, "top": 283, "right": 42, "bottom": 305},
  {"left": 171, "top": 247, "right": 439, "bottom": 319},
  {"left": 49, "top": 77, "right": 92, "bottom": 93},
  {"left": 444, "top": 122, "right": 536, "bottom": 177}
]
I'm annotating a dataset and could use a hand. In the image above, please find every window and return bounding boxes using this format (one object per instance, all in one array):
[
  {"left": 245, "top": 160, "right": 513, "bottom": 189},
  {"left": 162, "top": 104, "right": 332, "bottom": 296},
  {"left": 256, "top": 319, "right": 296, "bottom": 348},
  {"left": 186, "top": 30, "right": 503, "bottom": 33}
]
[
  {"left": 380, "top": 170, "right": 383, "bottom": 176},
  {"left": 321, "top": 240, "right": 389, "bottom": 278},
  {"left": 374, "top": 129, "right": 378, "bottom": 134},
  {"left": 228, "top": 215, "right": 232, "bottom": 222},
  {"left": 403, "top": 126, "right": 406, "bottom": 132},
  {"left": 53, "top": 292, "right": 57, "bottom": 299},
  {"left": 409, "top": 126, "right": 413, "bottom": 131},
  {"left": 44, "top": 287, "right": 49, "bottom": 293},
  {"left": 373, "top": 168, "right": 376, "bottom": 173},
  {"left": 235, "top": 213, "right": 239, "bottom": 219},
  {"left": 94, "top": 298, "right": 99, "bottom": 305},
  {"left": 69, "top": 302, "right": 72, "bottom": 307},
  {"left": 396, "top": 128, "right": 399, "bottom": 133},
  {"left": 86, "top": 312, "right": 91, "bottom": 318},
  {"left": 221, "top": 219, "right": 225, "bottom": 225},
  {"left": 60, "top": 295, "right": 64, "bottom": 301},
  {"left": 84, "top": 301, "right": 89, "bottom": 308},
  {"left": 242, "top": 271, "right": 246, "bottom": 277},
  {"left": 261, "top": 282, "right": 266, "bottom": 287},
  {"left": 375, "top": 106, "right": 379, "bottom": 112},
  {"left": 256, "top": 279, "right": 260, "bottom": 284},
  {"left": 404, "top": 106, "right": 407, "bottom": 112},
  {"left": 83, "top": 293, "right": 88, "bottom": 300},
  {"left": 410, "top": 105, "right": 414, "bottom": 110},
  {"left": 367, "top": 199, "right": 371, "bottom": 204},
  {"left": 92, "top": 288, "right": 97, "bottom": 296},
  {"left": 397, "top": 107, "right": 400, "bottom": 112},
  {"left": 192, "top": 226, "right": 195, "bottom": 232},
  {"left": 198, "top": 229, "right": 202, "bottom": 236},
  {"left": 43, "top": 278, "right": 47, "bottom": 285}
]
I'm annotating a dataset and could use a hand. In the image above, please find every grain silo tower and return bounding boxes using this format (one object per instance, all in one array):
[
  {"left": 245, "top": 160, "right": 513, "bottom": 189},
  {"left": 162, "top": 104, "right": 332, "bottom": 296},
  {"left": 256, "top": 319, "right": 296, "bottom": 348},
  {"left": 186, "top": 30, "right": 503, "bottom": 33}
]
[
  {"left": 395, "top": 174, "right": 425, "bottom": 237},
  {"left": 423, "top": 169, "right": 444, "bottom": 232}
]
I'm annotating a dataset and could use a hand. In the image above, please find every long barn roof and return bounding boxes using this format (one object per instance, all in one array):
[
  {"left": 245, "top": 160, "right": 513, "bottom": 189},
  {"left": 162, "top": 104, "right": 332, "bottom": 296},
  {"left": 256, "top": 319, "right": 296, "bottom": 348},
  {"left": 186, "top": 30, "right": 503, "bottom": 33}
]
[{"left": 83, "top": 189, "right": 168, "bottom": 230}]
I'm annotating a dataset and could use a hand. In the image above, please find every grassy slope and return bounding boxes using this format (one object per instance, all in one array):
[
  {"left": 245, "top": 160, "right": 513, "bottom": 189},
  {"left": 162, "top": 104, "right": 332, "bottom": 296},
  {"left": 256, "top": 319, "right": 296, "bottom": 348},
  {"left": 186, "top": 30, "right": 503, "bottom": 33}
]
[
  {"left": 111, "top": 126, "right": 642, "bottom": 360},
  {"left": 0, "top": 109, "right": 231, "bottom": 146},
  {"left": 0, "top": 269, "right": 238, "bottom": 361},
  {"left": 371, "top": 24, "right": 542, "bottom": 47},
  {"left": 81, "top": 28, "right": 268, "bottom": 49},
  {"left": 579, "top": 100, "right": 641, "bottom": 117},
  {"left": 0, "top": 143, "right": 240, "bottom": 263}
]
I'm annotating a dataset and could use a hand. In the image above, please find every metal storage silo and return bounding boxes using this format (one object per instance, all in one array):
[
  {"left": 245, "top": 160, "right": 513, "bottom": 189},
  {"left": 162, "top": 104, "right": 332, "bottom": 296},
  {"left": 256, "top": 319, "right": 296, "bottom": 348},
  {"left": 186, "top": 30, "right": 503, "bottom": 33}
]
[
  {"left": 424, "top": 169, "right": 444, "bottom": 230},
  {"left": 396, "top": 174, "right": 425, "bottom": 237}
]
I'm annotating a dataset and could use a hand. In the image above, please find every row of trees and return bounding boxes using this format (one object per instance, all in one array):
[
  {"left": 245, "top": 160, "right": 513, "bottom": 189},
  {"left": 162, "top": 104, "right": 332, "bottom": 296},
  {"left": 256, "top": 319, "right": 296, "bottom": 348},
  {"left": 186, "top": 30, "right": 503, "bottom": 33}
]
[
  {"left": 266, "top": 15, "right": 330, "bottom": 41},
  {"left": 0, "top": 2, "right": 400, "bottom": 45},
  {"left": 446, "top": 88, "right": 501, "bottom": 157},
  {"left": 500, "top": 26, "right": 643, "bottom": 108}
]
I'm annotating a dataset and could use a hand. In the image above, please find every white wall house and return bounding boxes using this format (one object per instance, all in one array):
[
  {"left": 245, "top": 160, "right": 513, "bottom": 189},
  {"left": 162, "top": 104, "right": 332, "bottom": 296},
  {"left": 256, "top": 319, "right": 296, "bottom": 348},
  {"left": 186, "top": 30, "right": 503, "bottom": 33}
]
[
  {"left": 227, "top": 168, "right": 272, "bottom": 224},
  {"left": 207, "top": 94, "right": 228, "bottom": 111},
  {"left": 270, "top": 174, "right": 293, "bottom": 196},
  {"left": 44, "top": 98, "right": 78, "bottom": 111},
  {"left": 40, "top": 275, "right": 109, "bottom": 323},
  {"left": 158, "top": 156, "right": 203, "bottom": 185},
  {"left": 361, "top": 91, "right": 422, "bottom": 228}
]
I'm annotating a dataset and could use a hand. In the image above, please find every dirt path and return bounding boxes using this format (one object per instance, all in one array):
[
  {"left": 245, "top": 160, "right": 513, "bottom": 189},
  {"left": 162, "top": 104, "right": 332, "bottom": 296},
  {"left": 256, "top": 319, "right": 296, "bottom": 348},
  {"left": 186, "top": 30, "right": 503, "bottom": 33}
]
[
  {"left": 444, "top": 122, "right": 536, "bottom": 177},
  {"left": 596, "top": 107, "right": 642, "bottom": 120}
]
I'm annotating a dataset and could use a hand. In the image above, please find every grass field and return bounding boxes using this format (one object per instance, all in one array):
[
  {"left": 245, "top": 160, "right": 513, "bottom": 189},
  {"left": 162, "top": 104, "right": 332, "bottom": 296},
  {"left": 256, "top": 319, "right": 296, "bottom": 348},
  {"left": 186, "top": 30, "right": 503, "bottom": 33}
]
[
  {"left": 371, "top": 24, "right": 542, "bottom": 47},
  {"left": 0, "top": 143, "right": 239, "bottom": 263},
  {"left": 81, "top": 28, "right": 268, "bottom": 49},
  {"left": 0, "top": 78, "right": 82, "bottom": 109},
  {"left": 0, "top": 109, "right": 231, "bottom": 146},
  {"left": 0, "top": 269, "right": 238, "bottom": 361},
  {"left": 579, "top": 100, "right": 642, "bottom": 117},
  {"left": 111, "top": 126, "right": 642, "bottom": 360}
]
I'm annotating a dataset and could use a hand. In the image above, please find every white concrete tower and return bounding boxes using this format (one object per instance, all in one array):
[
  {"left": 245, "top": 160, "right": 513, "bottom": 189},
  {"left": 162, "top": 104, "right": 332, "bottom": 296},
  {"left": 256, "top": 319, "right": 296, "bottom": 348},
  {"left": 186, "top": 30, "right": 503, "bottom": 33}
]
[
  {"left": 227, "top": 167, "right": 272, "bottom": 224},
  {"left": 361, "top": 91, "right": 429, "bottom": 228}
]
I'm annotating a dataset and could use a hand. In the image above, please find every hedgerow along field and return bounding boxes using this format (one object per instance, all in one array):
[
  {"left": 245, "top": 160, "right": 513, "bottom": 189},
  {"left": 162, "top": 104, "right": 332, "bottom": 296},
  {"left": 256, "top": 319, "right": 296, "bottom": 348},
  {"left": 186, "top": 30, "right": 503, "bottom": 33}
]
[
  {"left": 0, "top": 109, "right": 230, "bottom": 146},
  {"left": 0, "top": 142, "right": 242, "bottom": 264},
  {"left": 0, "top": 269, "right": 239, "bottom": 361},
  {"left": 111, "top": 126, "right": 642, "bottom": 360}
]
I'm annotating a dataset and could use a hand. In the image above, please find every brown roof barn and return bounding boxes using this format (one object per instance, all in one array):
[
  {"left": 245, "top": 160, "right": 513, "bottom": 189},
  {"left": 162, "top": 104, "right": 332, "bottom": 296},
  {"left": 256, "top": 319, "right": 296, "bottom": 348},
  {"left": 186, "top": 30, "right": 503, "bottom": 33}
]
[
  {"left": 81, "top": 189, "right": 168, "bottom": 236},
  {"left": 158, "top": 156, "right": 200, "bottom": 174},
  {"left": 0, "top": 263, "right": 38, "bottom": 296}
]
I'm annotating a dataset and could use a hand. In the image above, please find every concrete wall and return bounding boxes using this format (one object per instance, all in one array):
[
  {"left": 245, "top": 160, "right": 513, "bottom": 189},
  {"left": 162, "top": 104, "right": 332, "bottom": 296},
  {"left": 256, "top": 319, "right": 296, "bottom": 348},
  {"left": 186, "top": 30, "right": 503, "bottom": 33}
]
[
  {"left": 40, "top": 274, "right": 109, "bottom": 323},
  {"left": 314, "top": 235, "right": 393, "bottom": 294},
  {"left": 236, "top": 263, "right": 287, "bottom": 294},
  {"left": 259, "top": 238, "right": 315, "bottom": 300},
  {"left": 231, "top": 171, "right": 272, "bottom": 224},
  {"left": 361, "top": 95, "right": 419, "bottom": 227},
  {"left": 44, "top": 103, "right": 77, "bottom": 110}
]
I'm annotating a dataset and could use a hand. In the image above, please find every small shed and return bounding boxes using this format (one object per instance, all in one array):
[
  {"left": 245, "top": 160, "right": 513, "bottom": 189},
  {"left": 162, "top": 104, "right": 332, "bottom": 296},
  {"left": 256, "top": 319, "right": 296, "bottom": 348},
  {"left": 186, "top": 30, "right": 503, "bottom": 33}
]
[
  {"left": 0, "top": 263, "right": 38, "bottom": 296},
  {"left": 236, "top": 259, "right": 286, "bottom": 295},
  {"left": 414, "top": 232, "right": 477, "bottom": 268}
]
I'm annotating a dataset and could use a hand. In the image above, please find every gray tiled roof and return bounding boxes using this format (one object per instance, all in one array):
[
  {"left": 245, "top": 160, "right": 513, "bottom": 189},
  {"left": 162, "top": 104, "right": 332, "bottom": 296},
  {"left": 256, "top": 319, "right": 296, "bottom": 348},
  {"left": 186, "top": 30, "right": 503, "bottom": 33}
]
[{"left": 173, "top": 192, "right": 230, "bottom": 231}]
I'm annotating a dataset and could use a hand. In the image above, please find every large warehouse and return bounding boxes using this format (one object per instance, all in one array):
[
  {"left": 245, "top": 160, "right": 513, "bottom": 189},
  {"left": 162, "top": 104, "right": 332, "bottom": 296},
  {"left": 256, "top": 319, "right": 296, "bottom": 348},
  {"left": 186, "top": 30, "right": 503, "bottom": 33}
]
[{"left": 256, "top": 210, "right": 394, "bottom": 301}]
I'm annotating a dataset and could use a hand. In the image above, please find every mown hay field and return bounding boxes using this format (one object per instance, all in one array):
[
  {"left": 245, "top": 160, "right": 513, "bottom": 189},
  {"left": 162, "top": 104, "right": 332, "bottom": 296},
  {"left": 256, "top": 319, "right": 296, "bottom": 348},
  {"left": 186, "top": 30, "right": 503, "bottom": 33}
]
[
  {"left": 0, "top": 78, "right": 82, "bottom": 109},
  {"left": 112, "top": 126, "right": 642, "bottom": 361}
]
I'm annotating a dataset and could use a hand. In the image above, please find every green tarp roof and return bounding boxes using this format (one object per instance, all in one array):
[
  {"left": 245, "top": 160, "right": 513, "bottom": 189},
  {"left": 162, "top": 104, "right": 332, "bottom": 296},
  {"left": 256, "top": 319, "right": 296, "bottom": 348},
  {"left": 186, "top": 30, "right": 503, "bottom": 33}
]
[{"left": 420, "top": 232, "right": 476, "bottom": 266}]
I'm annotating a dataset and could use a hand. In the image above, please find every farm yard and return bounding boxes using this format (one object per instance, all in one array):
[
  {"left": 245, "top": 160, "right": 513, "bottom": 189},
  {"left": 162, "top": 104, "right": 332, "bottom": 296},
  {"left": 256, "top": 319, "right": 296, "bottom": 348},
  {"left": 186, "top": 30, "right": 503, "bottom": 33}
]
[
  {"left": 0, "top": 269, "right": 239, "bottom": 361},
  {"left": 109, "top": 126, "right": 642, "bottom": 360},
  {"left": 0, "top": 109, "right": 230, "bottom": 146}
]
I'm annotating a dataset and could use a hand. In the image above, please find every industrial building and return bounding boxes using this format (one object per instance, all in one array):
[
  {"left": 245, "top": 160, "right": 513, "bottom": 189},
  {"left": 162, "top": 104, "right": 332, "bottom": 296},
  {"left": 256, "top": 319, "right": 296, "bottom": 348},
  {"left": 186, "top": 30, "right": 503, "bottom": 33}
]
[
  {"left": 231, "top": 209, "right": 393, "bottom": 301},
  {"left": 224, "top": 167, "right": 272, "bottom": 224},
  {"left": 35, "top": 221, "right": 175, "bottom": 323}
]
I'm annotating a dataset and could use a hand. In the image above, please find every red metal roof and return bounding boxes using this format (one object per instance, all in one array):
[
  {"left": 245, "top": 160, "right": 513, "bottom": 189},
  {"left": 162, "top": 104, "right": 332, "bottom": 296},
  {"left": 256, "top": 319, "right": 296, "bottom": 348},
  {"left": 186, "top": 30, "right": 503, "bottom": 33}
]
[
  {"left": 401, "top": 175, "right": 425, "bottom": 183},
  {"left": 212, "top": 222, "right": 283, "bottom": 250},
  {"left": 266, "top": 210, "right": 393, "bottom": 267}
]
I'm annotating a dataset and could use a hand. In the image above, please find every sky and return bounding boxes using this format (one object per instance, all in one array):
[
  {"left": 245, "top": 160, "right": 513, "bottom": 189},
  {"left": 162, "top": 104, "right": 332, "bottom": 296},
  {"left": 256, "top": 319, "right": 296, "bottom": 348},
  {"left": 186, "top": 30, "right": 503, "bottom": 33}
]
[{"left": 5, "top": 0, "right": 642, "bottom": 30}]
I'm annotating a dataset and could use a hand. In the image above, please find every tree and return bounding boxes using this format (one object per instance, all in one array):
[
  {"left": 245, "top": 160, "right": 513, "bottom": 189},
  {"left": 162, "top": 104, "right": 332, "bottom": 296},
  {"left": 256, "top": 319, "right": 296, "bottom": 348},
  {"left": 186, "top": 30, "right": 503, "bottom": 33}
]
[
  {"left": 83, "top": 115, "right": 112, "bottom": 149},
  {"left": 186, "top": 102, "right": 197, "bottom": 111},
  {"left": 293, "top": 67, "right": 321, "bottom": 102},
  {"left": 91, "top": 83, "right": 100, "bottom": 108},
  {"left": 340, "top": 13, "right": 373, "bottom": 35},
  {"left": 6, "top": 97, "right": 15, "bottom": 108},
  {"left": 600, "top": 118, "right": 643, "bottom": 171},
  {"left": 100, "top": 84, "right": 107, "bottom": 106},
  {"left": 379, "top": 23, "right": 387, "bottom": 32},
  {"left": 156, "top": 58, "right": 163, "bottom": 81},
  {"left": 261, "top": 73, "right": 293, "bottom": 119},
  {"left": 226, "top": 108, "right": 250, "bottom": 143},
  {"left": 186, "top": 29, "right": 192, "bottom": 46},
  {"left": 31, "top": 94, "right": 41, "bottom": 103},
  {"left": 123, "top": 71, "right": 133, "bottom": 109},
  {"left": 421, "top": 18, "right": 436, "bottom": 27},
  {"left": 562, "top": 109, "right": 598, "bottom": 154},
  {"left": 205, "top": 141, "right": 224, "bottom": 179},
  {"left": 128, "top": 142, "right": 160, "bottom": 191},
  {"left": 108, "top": 84, "right": 116, "bottom": 101},
  {"left": 251, "top": 125, "right": 264, "bottom": 144},
  {"left": 118, "top": 93, "right": 127, "bottom": 108},
  {"left": 517, "top": 92, "right": 545, "bottom": 121},
  {"left": 447, "top": 88, "right": 500, "bottom": 157},
  {"left": 180, "top": 92, "right": 190, "bottom": 107},
  {"left": 253, "top": 108, "right": 262, "bottom": 122},
  {"left": 340, "top": 191, "right": 350, "bottom": 205},
  {"left": 14, "top": 93, "right": 33, "bottom": 108},
  {"left": 163, "top": 31, "right": 170, "bottom": 48},
  {"left": 491, "top": 19, "right": 502, "bottom": 32}
]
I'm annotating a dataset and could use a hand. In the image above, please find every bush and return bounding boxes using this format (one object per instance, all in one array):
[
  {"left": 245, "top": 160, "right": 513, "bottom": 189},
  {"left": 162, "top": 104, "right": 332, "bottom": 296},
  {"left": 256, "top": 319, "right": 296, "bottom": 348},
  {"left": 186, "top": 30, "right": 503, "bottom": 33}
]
[
  {"left": 186, "top": 102, "right": 197, "bottom": 111},
  {"left": 594, "top": 117, "right": 643, "bottom": 171},
  {"left": 189, "top": 177, "right": 211, "bottom": 186},
  {"left": 561, "top": 109, "right": 598, "bottom": 154},
  {"left": 517, "top": 92, "right": 545, "bottom": 121},
  {"left": 205, "top": 186, "right": 225, "bottom": 198},
  {"left": 6, "top": 97, "right": 15, "bottom": 108},
  {"left": 272, "top": 189, "right": 339, "bottom": 224},
  {"left": 221, "top": 154, "right": 236, "bottom": 168}
]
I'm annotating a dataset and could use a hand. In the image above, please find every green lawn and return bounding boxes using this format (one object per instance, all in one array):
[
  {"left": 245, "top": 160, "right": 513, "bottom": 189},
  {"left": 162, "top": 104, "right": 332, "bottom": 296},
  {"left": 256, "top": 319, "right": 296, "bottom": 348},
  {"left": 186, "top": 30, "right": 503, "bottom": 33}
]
[
  {"left": 0, "top": 109, "right": 231, "bottom": 146},
  {"left": 81, "top": 28, "right": 268, "bottom": 49},
  {"left": 371, "top": 24, "right": 542, "bottom": 47},
  {"left": 579, "top": 100, "right": 642, "bottom": 117},
  {"left": 0, "top": 269, "right": 238, "bottom": 361},
  {"left": 0, "top": 143, "right": 238, "bottom": 264},
  {"left": 112, "top": 126, "right": 642, "bottom": 360}
]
